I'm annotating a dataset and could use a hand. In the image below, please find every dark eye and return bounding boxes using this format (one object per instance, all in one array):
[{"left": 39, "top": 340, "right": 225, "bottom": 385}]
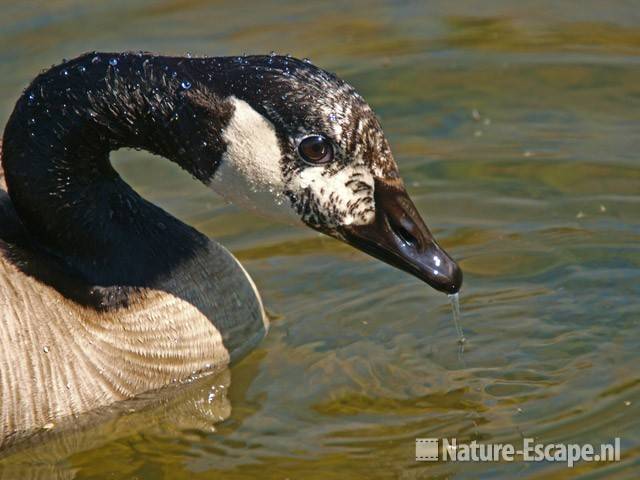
[{"left": 298, "top": 135, "right": 333, "bottom": 164}]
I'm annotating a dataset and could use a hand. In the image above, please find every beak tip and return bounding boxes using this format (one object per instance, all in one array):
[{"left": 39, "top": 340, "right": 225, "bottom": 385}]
[
  {"left": 429, "top": 259, "right": 463, "bottom": 295},
  {"left": 446, "top": 264, "right": 463, "bottom": 294}
]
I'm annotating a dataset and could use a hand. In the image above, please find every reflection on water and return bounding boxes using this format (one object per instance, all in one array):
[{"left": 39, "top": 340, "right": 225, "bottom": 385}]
[
  {"left": 1, "top": 369, "right": 232, "bottom": 478},
  {"left": 1, "top": 0, "right": 639, "bottom": 478}
]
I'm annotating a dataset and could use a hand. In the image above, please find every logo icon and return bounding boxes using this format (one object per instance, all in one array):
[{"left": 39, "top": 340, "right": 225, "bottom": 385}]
[{"left": 416, "top": 438, "right": 439, "bottom": 461}]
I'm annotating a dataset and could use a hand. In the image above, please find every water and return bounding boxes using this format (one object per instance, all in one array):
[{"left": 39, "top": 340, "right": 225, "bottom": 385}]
[
  {"left": 1, "top": 1, "right": 640, "bottom": 479},
  {"left": 448, "top": 293, "right": 466, "bottom": 345}
]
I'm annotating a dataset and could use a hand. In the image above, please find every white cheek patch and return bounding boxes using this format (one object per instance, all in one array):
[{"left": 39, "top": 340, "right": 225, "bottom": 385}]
[
  {"left": 208, "top": 96, "right": 301, "bottom": 224},
  {"left": 294, "top": 165, "right": 376, "bottom": 226}
]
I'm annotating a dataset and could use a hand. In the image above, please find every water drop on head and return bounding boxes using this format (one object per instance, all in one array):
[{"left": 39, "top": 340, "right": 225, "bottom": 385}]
[
  {"left": 269, "top": 51, "right": 276, "bottom": 57},
  {"left": 78, "top": 66, "right": 86, "bottom": 73},
  {"left": 61, "top": 69, "right": 69, "bottom": 76},
  {"left": 91, "top": 56, "right": 100, "bottom": 64},
  {"left": 303, "top": 57, "right": 311, "bottom": 63},
  {"left": 108, "top": 58, "right": 118, "bottom": 66},
  {"left": 181, "top": 80, "right": 192, "bottom": 90},
  {"left": 27, "top": 93, "right": 36, "bottom": 105},
  {"left": 186, "top": 52, "right": 192, "bottom": 58}
]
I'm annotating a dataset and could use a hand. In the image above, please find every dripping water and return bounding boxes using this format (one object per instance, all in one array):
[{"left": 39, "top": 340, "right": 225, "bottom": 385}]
[{"left": 448, "top": 292, "right": 466, "bottom": 345}]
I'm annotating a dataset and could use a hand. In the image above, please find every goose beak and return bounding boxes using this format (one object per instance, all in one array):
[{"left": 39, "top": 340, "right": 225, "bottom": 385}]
[{"left": 340, "top": 177, "right": 462, "bottom": 294}]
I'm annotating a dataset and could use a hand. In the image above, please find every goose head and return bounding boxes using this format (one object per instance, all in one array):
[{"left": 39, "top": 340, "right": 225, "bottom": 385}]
[
  {"left": 5, "top": 52, "right": 461, "bottom": 294},
  {"left": 203, "top": 55, "right": 462, "bottom": 294}
]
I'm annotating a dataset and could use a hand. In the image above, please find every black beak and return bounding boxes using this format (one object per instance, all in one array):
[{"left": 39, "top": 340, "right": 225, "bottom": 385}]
[{"left": 340, "top": 177, "right": 462, "bottom": 294}]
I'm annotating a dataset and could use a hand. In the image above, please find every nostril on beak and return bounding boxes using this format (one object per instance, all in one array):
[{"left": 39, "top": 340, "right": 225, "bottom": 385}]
[
  {"left": 387, "top": 214, "right": 419, "bottom": 249},
  {"left": 394, "top": 224, "right": 417, "bottom": 247}
]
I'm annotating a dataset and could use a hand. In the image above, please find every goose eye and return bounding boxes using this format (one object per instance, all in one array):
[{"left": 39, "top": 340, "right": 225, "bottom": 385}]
[{"left": 298, "top": 135, "right": 333, "bottom": 164}]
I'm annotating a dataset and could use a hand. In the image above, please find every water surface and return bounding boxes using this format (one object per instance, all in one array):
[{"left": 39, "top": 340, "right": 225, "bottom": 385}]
[{"left": 1, "top": 1, "right": 639, "bottom": 478}]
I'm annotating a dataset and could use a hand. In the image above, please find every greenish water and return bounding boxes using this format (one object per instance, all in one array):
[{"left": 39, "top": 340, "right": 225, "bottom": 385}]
[{"left": 1, "top": 1, "right": 639, "bottom": 478}]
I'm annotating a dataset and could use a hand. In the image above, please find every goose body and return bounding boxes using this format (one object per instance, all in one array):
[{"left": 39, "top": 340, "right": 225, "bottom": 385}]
[
  {"left": 0, "top": 146, "right": 266, "bottom": 447},
  {"left": 0, "top": 52, "right": 461, "bottom": 448}
]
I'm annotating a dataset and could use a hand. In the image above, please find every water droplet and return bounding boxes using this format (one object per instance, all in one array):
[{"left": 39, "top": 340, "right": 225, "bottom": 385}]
[
  {"left": 27, "top": 93, "right": 36, "bottom": 105},
  {"left": 181, "top": 80, "right": 192, "bottom": 90},
  {"left": 43, "top": 345, "right": 50, "bottom": 353},
  {"left": 78, "top": 66, "right": 86, "bottom": 73},
  {"left": 269, "top": 51, "right": 276, "bottom": 57},
  {"left": 186, "top": 52, "right": 192, "bottom": 58},
  {"left": 28, "top": 117, "right": 36, "bottom": 126},
  {"left": 61, "top": 69, "right": 69, "bottom": 76},
  {"left": 303, "top": 57, "right": 311, "bottom": 64},
  {"left": 285, "top": 53, "right": 291, "bottom": 58},
  {"left": 108, "top": 58, "right": 118, "bottom": 66},
  {"left": 91, "top": 56, "right": 100, "bottom": 64}
]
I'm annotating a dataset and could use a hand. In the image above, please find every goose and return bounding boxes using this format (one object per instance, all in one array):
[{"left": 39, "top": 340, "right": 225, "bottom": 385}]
[{"left": 0, "top": 51, "right": 462, "bottom": 447}]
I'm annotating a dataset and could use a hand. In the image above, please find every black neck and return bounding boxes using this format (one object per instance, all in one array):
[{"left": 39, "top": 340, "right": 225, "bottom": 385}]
[{"left": 2, "top": 52, "right": 234, "bottom": 286}]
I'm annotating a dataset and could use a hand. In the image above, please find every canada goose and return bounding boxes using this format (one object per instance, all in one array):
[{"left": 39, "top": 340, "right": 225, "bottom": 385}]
[{"left": 0, "top": 52, "right": 462, "bottom": 447}]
